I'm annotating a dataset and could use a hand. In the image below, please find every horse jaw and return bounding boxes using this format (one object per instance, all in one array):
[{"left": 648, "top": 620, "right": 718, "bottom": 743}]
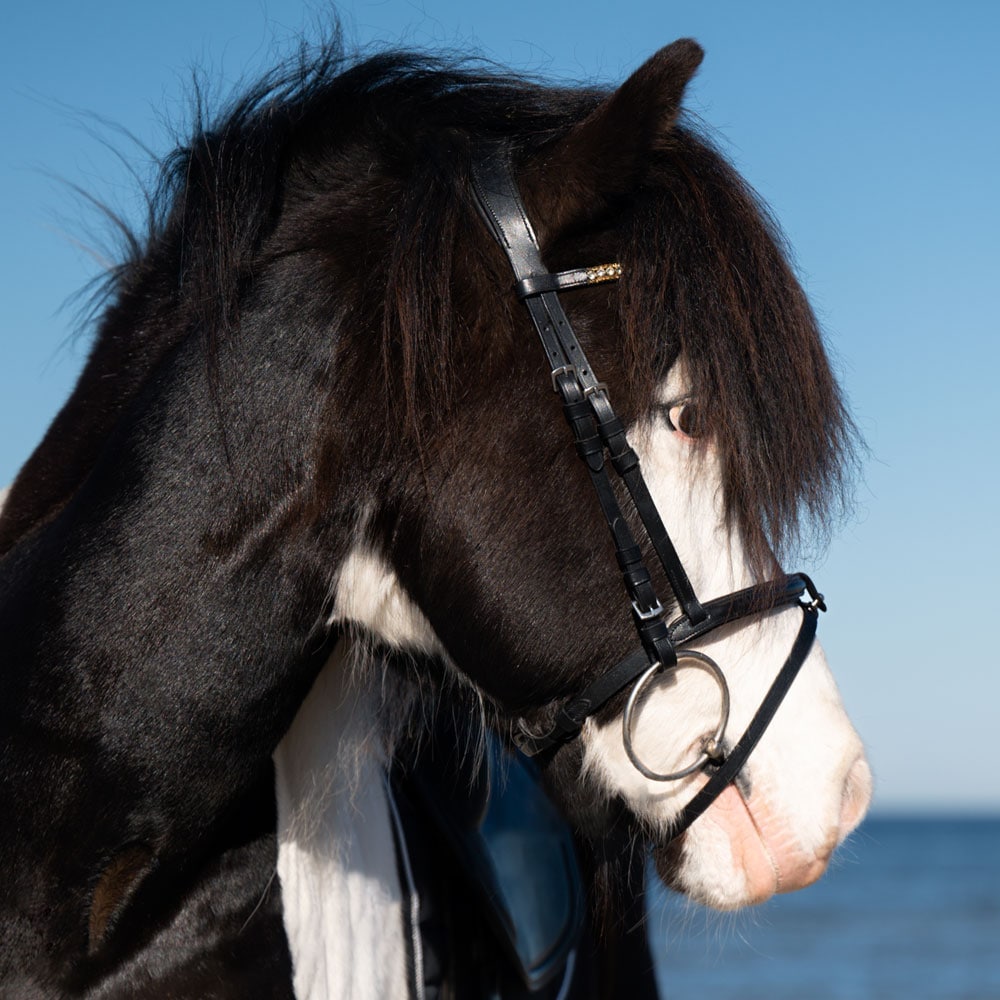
[{"left": 579, "top": 379, "right": 871, "bottom": 911}]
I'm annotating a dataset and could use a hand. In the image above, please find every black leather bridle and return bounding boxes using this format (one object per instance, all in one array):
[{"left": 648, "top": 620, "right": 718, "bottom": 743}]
[{"left": 470, "top": 145, "right": 827, "bottom": 837}]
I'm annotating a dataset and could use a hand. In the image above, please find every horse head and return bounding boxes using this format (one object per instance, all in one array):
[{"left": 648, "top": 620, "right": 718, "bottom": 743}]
[
  {"left": 310, "top": 40, "right": 870, "bottom": 909},
  {"left": 0, "top": 38, "right": 869, "bottom": 991}
]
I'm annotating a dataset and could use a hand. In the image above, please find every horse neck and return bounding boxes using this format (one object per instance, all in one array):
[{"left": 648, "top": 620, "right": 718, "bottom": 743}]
[
  {"left": 0, "top": 301, "right": 360, "bottom": 964},
  {"left": 274, "top": 636, "right": 409, "bottom": 1000}
]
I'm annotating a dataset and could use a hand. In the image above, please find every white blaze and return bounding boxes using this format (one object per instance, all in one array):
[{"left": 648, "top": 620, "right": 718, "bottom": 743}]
[{"left": 580, "top": 372, "right": 870, "bottom": 908}]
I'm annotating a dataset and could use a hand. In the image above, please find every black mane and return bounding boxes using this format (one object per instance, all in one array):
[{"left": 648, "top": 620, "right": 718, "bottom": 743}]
[
  {"left": 6, "top": 42, "right": 858, "bottom": 566},
  {"left": 80, "top": 41, "right": 856, "bottom": 571}
]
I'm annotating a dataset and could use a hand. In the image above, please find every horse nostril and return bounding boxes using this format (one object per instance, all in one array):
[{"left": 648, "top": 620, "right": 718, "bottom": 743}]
[{"left": 838, "top": 755, "right": 873, "bottom": 837}]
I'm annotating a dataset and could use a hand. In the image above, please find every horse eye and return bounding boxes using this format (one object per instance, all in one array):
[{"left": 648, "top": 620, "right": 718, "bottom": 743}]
[{"left": 665, "top": 399, "right": 702, "bottom": 439}]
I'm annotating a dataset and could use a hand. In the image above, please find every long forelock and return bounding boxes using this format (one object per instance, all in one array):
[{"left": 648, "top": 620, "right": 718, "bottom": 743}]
[{"left": 618, "top": 123, "right": 860, "bottom": 569}]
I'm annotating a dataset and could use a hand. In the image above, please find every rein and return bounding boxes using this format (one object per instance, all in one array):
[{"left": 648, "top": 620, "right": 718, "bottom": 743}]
[{"left": 470, "top": 145, "right": 826, "bottom": 837}]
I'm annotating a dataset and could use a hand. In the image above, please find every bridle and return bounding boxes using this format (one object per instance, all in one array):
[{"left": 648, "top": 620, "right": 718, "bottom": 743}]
[{"left": 470, "top": 145, "right": 827, "bottom": 837}]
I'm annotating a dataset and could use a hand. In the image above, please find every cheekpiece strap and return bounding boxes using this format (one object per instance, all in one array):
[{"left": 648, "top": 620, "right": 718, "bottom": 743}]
[{"left": 471, "top": 143, "right": 706, "bottom": 628}]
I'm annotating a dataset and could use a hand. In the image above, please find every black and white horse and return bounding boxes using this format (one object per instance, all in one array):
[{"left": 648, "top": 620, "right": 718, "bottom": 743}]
[{"left": 0, "top": 38, "right": 871, "bottom": 998}]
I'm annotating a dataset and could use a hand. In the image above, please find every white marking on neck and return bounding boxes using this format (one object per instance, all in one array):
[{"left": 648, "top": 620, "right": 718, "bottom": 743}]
[
  {"left": 329, "top": 546, "right": 444, "bottom": 654},
  {"left": 274, "top": 640, "right": 409, "bottom": 1000}
]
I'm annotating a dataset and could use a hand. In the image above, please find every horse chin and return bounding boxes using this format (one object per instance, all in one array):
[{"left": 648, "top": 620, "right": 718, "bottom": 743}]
[
  {"left": 653, "top": 757, "right": 872, "bottom": 910},
  {"left": 655, "top": 786, "right": 810, "bottom": 909}
]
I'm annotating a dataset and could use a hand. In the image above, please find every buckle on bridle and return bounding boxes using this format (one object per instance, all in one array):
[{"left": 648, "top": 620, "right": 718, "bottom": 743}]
[
  {"left": 550, "top": 365, "right": 577, "bottom": 392},
  {"left": 631, "top": 598, "right": 665, "bottom": 622},
  {"left": 802, "top": 575, "right": 827, "bottom": 613}
]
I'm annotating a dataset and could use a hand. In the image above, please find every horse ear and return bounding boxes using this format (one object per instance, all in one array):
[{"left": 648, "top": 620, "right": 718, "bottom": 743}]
[{"left": 523, "top": 39, "right": 704, "bottom": 237}]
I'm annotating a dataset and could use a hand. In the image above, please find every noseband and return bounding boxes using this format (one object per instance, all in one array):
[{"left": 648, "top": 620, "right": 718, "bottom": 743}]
[{"left": 470, "top": 145, "right": 826, "bottom": 837}]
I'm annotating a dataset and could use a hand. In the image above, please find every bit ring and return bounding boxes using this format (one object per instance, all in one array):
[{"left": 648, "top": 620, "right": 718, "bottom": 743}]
[{"left": 622, "top": 650, "right": 731, "bottom": 781}]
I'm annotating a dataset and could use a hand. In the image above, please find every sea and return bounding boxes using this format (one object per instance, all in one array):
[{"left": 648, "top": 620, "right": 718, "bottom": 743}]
[{"left": 648, "top": 816, "right": 1000, "bottom": 1000}]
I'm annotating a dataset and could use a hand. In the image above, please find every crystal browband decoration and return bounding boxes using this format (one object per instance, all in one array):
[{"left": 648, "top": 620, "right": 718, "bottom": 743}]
[{"left": 585, "top": 262, "right": 623, "bottom": 284}]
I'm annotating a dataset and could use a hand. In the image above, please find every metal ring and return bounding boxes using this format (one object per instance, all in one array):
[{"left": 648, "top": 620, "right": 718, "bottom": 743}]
[{"left": 622, "top": 650, "right": 731, "bottom": 782}]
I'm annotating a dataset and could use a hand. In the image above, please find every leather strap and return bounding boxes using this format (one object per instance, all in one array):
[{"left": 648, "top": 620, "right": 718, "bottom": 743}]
[
  {"left": 512, "top": 574, "right": 817, "bottom": 757},
  {"left": 668, "top": 573, "right": 821, "bottom": 646},
  {"left": 516, "top": 264, "right": 621, "bottom": 300},
  {"left": 469, "top": 143, "right": 826, "bottom": 839},
  {"left": 472, "top": 147, "right": 705, "bottom": 627},
  {"left": 670, "top": 604, "right": 819, "bottom": 835}
]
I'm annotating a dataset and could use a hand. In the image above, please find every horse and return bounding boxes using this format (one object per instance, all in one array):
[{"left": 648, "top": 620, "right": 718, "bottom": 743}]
[{"left": 0, "top": 37, "right": 872, "bottom": 998}]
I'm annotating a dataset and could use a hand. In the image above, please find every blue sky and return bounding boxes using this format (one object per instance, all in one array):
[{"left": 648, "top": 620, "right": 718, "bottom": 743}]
[{"left": 2, "top": 0, "right": 998, "bottom": 812}]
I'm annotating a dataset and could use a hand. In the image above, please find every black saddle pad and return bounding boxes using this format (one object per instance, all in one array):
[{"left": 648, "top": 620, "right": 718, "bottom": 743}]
[{"left": 393, "top": 716, "right": 584, "bottom": 997}]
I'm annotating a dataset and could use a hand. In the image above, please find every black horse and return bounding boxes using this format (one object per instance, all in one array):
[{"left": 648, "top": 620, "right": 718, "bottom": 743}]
[{"left": 0, "top": 37, "right": 870, "bottom": 998}]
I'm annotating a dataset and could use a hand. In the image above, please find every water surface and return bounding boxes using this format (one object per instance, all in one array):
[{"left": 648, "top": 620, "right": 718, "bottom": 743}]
[{"left": 650, "top": 816, "right": 1000, "bottom": 1000}]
